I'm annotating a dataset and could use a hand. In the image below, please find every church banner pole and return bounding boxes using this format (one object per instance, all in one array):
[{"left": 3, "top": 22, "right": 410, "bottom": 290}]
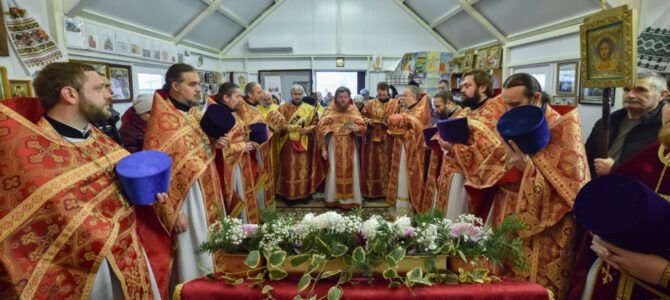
[{"left": 600, "top": 87, "right": 611, "bottom": 158}]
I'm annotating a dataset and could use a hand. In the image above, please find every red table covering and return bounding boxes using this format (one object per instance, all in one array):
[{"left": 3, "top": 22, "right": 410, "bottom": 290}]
[{"left": 175, "top": 274, "right": 550, "bottom": 300}]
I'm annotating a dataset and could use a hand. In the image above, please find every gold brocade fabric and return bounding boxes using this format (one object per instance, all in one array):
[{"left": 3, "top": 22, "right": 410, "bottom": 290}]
[
  {"left": 386, "top": 96, "right": 431, "bottom": 211},
  {"left": 317, "top": 105, "right": 366, "bottom": 200},
  {"left": 0, "top": 101, "right": 154, "bottom": 299},
  {"left": 490, "top": 106, "right": 589, "bottom": 300},
  {"left": 435, "top": 96, "right": 508, "bottom": 216},
  {"left": 258, "top": 103, "right": 279, "bottom": 118},
  {"left": 143, "top": 91, "right": 223, "bottom": 235},
  {"left": 360, "top": 98, "right": 401, "bottom": 198},
  {"left": 276, "top": 102, "right": 325, "bottom": 200}
]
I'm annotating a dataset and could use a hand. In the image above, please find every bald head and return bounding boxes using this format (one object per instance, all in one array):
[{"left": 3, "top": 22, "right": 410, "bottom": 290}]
[{"left": 260, "top": 89, "right": 273, "bottom": 107}]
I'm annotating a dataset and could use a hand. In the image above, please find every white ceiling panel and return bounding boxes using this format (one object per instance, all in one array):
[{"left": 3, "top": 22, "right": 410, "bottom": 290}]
[
  {"left": 85, "top": 0, "right": 208, "bottom": 36},
  {"left": 473, "top": 0, "right": 601, "bottom": 36},
  {"left": 183, "top": 13, "right": 244, "bottom": 50},
  {"left": 435, "top": 11, "right": 496, "bottom": 50},
  {"left": 405, "top": 0, "right": 460, "bottom": 26},
  {"left": 219, "top": 0, "right": 274, "bottom": 25}
]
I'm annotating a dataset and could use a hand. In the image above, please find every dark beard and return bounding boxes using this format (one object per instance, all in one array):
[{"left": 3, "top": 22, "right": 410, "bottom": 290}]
[
  {"left": 337, "top": 103, "right": 349, "bottom": 112},
  {"left": 461, "top": 93, "right": 481, "bottom": 109},
  {"left": 80, "top": 100, "right": 111, "bottom": 122},
  {"left": 437, "top": 109, "right": 450, "bottom": 120}
]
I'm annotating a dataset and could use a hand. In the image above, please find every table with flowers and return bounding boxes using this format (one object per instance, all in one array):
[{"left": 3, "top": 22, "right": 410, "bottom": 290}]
[{"left": 187, "top": 210, "right": 549, "bottom": 300}]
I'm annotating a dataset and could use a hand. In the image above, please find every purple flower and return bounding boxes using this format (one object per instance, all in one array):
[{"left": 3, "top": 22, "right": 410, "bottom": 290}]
[
  {"left": 449, "top": 223, "right": 481, "bottom": 242},
  {"left": 241, "top": 224, "right": 259, "bottom": 237},
  {"left": 404, "top": 226, "right": 416, "bottom": 238}
]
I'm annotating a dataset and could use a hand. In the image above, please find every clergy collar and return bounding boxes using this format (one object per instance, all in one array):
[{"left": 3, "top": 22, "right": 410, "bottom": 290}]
[
  {"left": 44, "top": 115, "right": 91, "bottom": 139},
  {"left": 291, "top": 100, "right": 303, "bottom": 107},
  {"left": 407, "top": 100, "right": 419, "bottom": 110},
  {"left": 245, "top": 99, "right": 259, "bottom": 108},
  {"left": 378, "top": 97, "right": 390, "bottom": 104},
  {"left": 168, "top": 95, "right": 192, "bottom": 112},
  {"left": 470, "top": 97, "right": 489, "bottom": 111}
]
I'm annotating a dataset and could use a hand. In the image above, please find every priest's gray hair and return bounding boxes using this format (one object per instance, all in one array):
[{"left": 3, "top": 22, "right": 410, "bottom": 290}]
[
  {"left": 291, "top": 84, "right": 305, "bottom": 94},
  {"left": 405, "top": 85, "right": 420, "bottom": 100}
]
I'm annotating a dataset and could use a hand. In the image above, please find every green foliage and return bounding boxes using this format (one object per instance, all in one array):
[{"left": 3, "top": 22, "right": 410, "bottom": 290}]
[
  {"left": 268, "top": 250, "right": 287, "bottom": 268},
  {"left": 352, "top": 246, "right": 365, "bottom": 263},
  {"left": 327, "top": 286, "right": 343, "bottom": 300},
  {"left": 289, "top": 254, "right": 311, "bottom": 267},
  {"left": 245, "top": 251, "right": 261, "bottom": 268},
  {"left": 297, "top": 274, "right": 312, "bottom": 292},
  {"left": 484, "top": 213, "right": 528, "bottom": 270},
  {"left": 269, "top": 269, "right": 288, "bottom": 281},
  {"left": 412, "top": 209, "right": 444, "bottom": 225}
]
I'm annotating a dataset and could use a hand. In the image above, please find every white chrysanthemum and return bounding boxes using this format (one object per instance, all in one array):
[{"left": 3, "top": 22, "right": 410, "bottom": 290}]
[
  {"left": 394, "top": 216, "right": 412, "bottom": 237},
  {"left": 361, "top": 216, "right": 380, "bottom": 241},
  {"left": 416, "top": 223, "right": 439, "bottom": 251}
]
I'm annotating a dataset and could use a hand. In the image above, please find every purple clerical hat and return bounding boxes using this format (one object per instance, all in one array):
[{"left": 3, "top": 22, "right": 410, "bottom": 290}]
[
  {"left": 249, "top": 123, "right": 269, "bottom": 144},
  {"left": 574, "top": 174, "right": 670, "bottom": 254},
  {"left": 496, "top": 105, "right": 549, "bottom": 155},
  {"left": 200, "top": 104, "right": 236, "bottom": 139},
  {"left": 423, "top": 127, "right": 438, "bottom": 146},
  {"left": 116, "top": 150, "right": 171, "bottom": 205},
  {"left": 436, "top": 117, "right": 469, "bottom": 143}
]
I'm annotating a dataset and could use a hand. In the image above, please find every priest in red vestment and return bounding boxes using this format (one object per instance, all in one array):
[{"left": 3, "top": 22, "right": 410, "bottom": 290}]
[{"left": 0, "top": 62, "right": 159, "bottom": 299}]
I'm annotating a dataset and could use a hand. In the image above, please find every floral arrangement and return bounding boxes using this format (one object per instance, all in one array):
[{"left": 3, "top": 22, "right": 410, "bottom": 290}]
[{"left": 198, "top": 208, "right": 526, "bottom": 300}]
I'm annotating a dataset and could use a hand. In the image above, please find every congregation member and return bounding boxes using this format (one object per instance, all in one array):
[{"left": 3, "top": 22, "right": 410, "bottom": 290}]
[
  {"left": 277, "top": 84, "right": 325, "bottom": 203},
  {"left": 360, "top": 82, "right": 401, "bottom": 199},
  {"left": 386, "top": 85, "right": 431, "bottom": 216},
  {"left": 141, "top": 63, "right": 226, "bottom": 285},
  {"left": 585, "top": 71, "right": 668, "bottom": 177},
  {"left": 438, "top": 79, "right": 450, "bottom": 92},
  {"left": 354, "top": 94, "right": 365, "bottom": 111},
  {"left": 119, "top": 93, "right": 152, "bottom": 153},
  {"left": 318, "top": 86, "right": 366, "bottom": 209},
  {"left": 0, "top": 62, "right": 161, "bottom": 299}
]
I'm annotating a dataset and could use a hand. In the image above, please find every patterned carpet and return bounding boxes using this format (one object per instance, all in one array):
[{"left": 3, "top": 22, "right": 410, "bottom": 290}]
[{"left": 275, "top": 196, "right": 392, "bottom": 220}]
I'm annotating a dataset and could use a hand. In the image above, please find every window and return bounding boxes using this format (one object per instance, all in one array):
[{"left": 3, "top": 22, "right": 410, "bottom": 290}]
[
  {"left": 137, "top": 73, "right": 164, "bottom": 96},
  {"left": 315, "top": 71, "right": 358, "bottom": 98}
]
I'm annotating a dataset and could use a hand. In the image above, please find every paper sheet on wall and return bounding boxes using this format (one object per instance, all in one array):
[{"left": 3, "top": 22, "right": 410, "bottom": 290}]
[{"left": 264, "top": 75, "right": 282, "bottom": 101}]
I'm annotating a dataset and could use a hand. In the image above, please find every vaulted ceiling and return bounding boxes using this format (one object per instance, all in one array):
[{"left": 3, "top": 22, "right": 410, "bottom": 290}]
[{"left": 62, "top": 0, "right": 607, "bottom": 57}]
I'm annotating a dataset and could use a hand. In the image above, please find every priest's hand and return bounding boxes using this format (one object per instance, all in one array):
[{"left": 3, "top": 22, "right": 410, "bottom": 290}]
[
  {"left": 321, "top": 148, "right": 328, "bottom": 160},
  {"left": 284, "top": 125, "right": 292, "bottom": 132},
  {"left": 174, "top": 212, "right": 188, "bottom": 233},
  {"left": 594, "top": 157, "right": 615, "bottom": 176},
  {"left": 244, "top": 142, "right": 258, "bottom": 153},
  {"left": 437, "top": 136, "right": 454, "bottom": 151},
  {"left": 154, "top": 192, "right": 168, "bottom": 204},
  {"left": 213, "top": 135, "right": 229, "bottom": 149},
  {"left": 591, "top": 235, "right": 668, "bottom": 286},
  {"left": 300, "top": 128, "right": 309, "bottom": 135},
  {"left": 351, "top": 124, "right": 361, "bottom": 134},
  {"left": 505, "top": 140, "right": 529, "bottom": 171}
]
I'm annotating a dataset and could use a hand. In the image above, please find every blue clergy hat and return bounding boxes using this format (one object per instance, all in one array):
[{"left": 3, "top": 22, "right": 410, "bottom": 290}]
[
  {"left": 496, "top": 105, "right": 549, "bottom": 155},
  {"left": 116, "top": 150, "right": 172, "bottom": 205}
]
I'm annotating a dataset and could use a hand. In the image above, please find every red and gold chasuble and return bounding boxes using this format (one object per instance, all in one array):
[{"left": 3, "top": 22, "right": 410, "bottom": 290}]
[
  {"left": 488, "top": 105, "right": 588, "bottom": 300},
  {"left": 386, "top": 96, "right": 431, "bottom": 211},
  {"left": 276, "top": 102, "right": 325, "bottom": 200},
  {"left": 360, "top": 97, "right": 400, "bottom": 198},
  {"left": 0, "top": 98, "right": 154, "bottom": 299},
  {"left": 317, "top": 105, "right": 366, "bottom": 204},
  {"left": 435, "top": 96, "right": 508, "bottom": 219},
  {"left": 139, "top": 90, "right": 224, "bottom": 289}
]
